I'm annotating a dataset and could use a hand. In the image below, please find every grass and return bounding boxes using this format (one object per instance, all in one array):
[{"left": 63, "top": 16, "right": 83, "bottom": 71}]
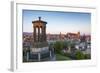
[{"left": 55, "top": 53, "right": 71, "bottom": 61}]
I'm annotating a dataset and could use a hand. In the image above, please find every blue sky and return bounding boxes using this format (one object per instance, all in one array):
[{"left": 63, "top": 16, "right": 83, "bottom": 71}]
[{"left": 23, "top": 10, "right": 91, "bottom": 35}]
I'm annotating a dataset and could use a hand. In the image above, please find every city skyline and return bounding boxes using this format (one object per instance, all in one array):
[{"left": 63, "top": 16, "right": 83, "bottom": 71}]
[{"left": 23, "top": 10, "right": 91, "bottom": 35}]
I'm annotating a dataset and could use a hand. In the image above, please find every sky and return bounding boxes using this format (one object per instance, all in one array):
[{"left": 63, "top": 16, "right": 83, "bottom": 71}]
[{"left": 23, "top": 10, "right": 91, "bottom": 35}]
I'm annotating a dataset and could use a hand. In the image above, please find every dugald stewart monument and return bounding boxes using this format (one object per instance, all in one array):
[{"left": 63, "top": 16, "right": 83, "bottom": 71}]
[{"left": 23, "top": 17, "right": 54, "bottom": 62}]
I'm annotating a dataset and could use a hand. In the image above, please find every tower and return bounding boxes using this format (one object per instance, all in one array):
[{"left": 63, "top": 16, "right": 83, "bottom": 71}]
[
  {"left": 77, "top": 31, "right": 80, "bottom": 39},
  {"left": 32, "top": 17, "right": 48, "bottom": 48},
  {"left": 30, "top": 17, "right": 49, "bottom": 61}
]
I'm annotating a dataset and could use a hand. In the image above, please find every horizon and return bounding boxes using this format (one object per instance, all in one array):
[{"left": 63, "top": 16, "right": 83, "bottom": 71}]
[
  {"left": 23, "top": 10, "right": 91, "bottom": 35},
  {"left": 23, "top": 32, "right": 91, "bottom": 35}
]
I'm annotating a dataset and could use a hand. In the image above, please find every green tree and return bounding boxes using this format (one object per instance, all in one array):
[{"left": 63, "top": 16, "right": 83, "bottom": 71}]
[
  {"left": 54, "top": 41, "right": 63, "bottom": 53},
  {"left": 75, "top": 50, "right": 85, "bottom": 60},
  {"left": 63, "top": 41, "right": 69, "bottom": 49},
  {"left": 84, "top": 54, "right": 91, "bottom": 59}
]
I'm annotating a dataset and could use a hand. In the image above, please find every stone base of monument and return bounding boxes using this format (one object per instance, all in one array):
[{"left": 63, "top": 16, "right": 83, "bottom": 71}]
[
  {"left": 26, "top": 47, "right": 52, "bottom": 62},
  {"left": 31, "top": 47, "right": 49, "bottom": 53}
]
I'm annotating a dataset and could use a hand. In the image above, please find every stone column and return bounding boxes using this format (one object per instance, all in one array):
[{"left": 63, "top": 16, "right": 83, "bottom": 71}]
[
  {"left": 38, "top": 27, "right": 40, "bottom": 42},
  {"left": 44, "top": 26, "right": 46, "bottom": 42},
  {"left": 41, "top": 26, "right": 44, "bottom": 42},
  {"left": 34, "top": 27, "right": 36, "bottom": 42},
  {"left": 26, "top": 52, "right": 29, "bottom": 62},
  {"left": 38, "top": 52, "right": 41, "bottom": 61},
  {"left": 40, "top": 27, "right": 42, "bottom": 42},
  {"left": 42, "top": 26, "right": 45, "bottom": 42},
  {"left": 50, "top": 51, "right": 52, "bottom": 59}
]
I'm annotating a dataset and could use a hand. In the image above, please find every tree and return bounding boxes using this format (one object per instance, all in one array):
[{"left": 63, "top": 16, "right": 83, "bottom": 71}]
[
  {"left": 64, "top": 41, "right": 75, "bottom": 53},
  {"left": 75, "top": 50, "right": 85, "bottom": 60},
  {"left": 53, "top": 41, "right": 63, "bottom": 53},
  {"left": 63, "top": 41, "right": 67, "bottom": 48},
  {"left": 84, "top": 54, "right": 91, "bottom": 59}
]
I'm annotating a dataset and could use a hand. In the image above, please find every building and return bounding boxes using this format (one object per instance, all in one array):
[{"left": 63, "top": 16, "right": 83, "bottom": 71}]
[
  {"left": 66, "top": 32, "right": 80, "bottom": 40},
  {"left": 23, "top": 17, "right": 53, "bottom": 62}
]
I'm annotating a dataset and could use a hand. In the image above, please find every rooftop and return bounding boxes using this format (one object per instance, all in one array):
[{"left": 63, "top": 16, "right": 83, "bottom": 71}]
[{"left": 32, "top": 17, "right": 47, "bottom": 24}]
